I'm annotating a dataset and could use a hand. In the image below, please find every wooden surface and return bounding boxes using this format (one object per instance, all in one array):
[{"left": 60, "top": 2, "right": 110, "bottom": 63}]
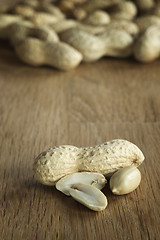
[{"left": 0, "top": 42, "right": 160, "bottom": 240}]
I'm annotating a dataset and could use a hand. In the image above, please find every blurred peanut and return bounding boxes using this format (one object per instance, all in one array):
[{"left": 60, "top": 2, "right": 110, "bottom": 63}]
[{"left": 60, "top": 28, "right": 134, "bottom": 61}]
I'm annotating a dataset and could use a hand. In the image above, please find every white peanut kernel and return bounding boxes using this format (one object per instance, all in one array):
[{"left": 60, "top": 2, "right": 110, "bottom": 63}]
[{"left": 110, "top": 166, "right": 141, "bottom": 195}]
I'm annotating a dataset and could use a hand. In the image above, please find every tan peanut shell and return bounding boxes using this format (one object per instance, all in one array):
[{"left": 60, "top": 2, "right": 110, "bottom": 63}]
[
  {"left": 38, "top": 4, "right": 65, "bottom": 19},
  {"left": 33, "top": 139, "right": 145, "bottom": 186},
  {"left": 135, "top": 15, "right": 160, "bottom": 32},
  {"left": 105, "top": 20, "right": 139, "bottom": 36},
  {"left": 8, "top": 22, "right": 59, "bottom": 46},
  {"left": 49, "top": 18, "right": 138, "bottom": 36},
  {"left": 49, "top": 20, "right": 107, "bottom": 35},
  {"left": 14, "top": 39, "right": 83, "bottom": 71},
  {"left": 12, "top": 4, "right": 35, "bottom": 18},
  {"left": 109, "top": 1, "right": 137, "bottom": 20},
  {"left": 82, "top": 10, "right": 110, "bottom": 25},
  {"left": 134, "top": 0, "right": 155, "bottom": 11},
  {"left": 133, "top": 24, "right": 160, "bottom": 62},
  {"left": 22, "top": 0, "right": 39, "bottom": 9},
  {"left": 0, "top": 14, "right": 22, "bottom": 39},
  {"left": 30, "top": 12, "right": 59, "bottom": 25},
  {"left": 49, "top": 19, "right": 77, "bottom": 33},
  {"left": 60, "top": 28, "right": 133, "bottom": 61},
  {"left": 75, "top": 0, "right": 121, "bottom": 14}
]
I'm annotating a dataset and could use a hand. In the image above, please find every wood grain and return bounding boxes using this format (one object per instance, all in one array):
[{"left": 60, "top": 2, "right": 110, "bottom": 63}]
[{"left": 0, "top": 43, "right": 160, "bottom": 240}]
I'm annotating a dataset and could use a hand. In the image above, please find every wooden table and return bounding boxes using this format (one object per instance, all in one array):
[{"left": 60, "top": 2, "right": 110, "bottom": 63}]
[{"left": 0, "top": 42, "right": 160, "bottom": 240}]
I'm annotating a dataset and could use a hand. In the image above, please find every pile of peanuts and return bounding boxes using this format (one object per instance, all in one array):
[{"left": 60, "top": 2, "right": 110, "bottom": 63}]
[{"left": 0, "top": 0, "right": 160, "bottom": 70}]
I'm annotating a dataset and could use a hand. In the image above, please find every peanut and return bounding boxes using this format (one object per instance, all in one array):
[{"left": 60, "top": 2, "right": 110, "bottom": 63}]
[
  {"left": 135, "top": 15, "right": 160, "bottom": 32},
  {"left": 49, "top": 19, "right": 77, "bottom": 33},
  {"left": 109, "top": 1, "right": 137, "bottom": 20},
  {"left": 8, "top": 22, "right": 59, "bottom": 46},
  {"left": 69, "top": 183, "right": 108, "bottom": 211},
  {"left": 33, "top": 139, "right": 144, "bottom": 186},
  {"left": 82, "top": 10, "right": 110, "bottom": 25},
  {"left": 5, "top": 21, "right": 82, "bottom": 70},
  {"left": 133, "top": 24, "right": 160, "bottom": 62},
  {"left": 60, "top": 28, "right": 134, "bottom": 61},
  {"left": 56, "top": 172, "right": 107, "bottom": 195},
  {"left": 22, "top": 0, "right": 39, "bottom": 9},
  {"left": 104, "top": 19, "right": 139, "bottom": 36},
  {"left": 30, "top": 12, "right": 59, "bottom": 25},
  {"left": 36, "top": 3, "right": 65, "bottom": 19},
  {"left": 56, "top": 0, "right": 86, "bottom": 18},
  {"left": 49, "top": 18, "right": 138, "bottom": 36},
  {"left": 12, "top": 4, "right": 35, "bottom": 18},
  {"left": 74, "top": 0, "right": 121, "bottom": 15},
  {"left": 0, "top": 14, "right": 22, "bottom": 39},
  {"left": 14, "top": 38, "right": 82, "bottom": 70},
  {"left": 49, "top": 20, "right": 107, "bottom": 35},
  {"left": 110, "top": 166, "right": 141, "bottom": 195},
  {"left": 134, "top": 0, "right": 155, "bottom": 12}
]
